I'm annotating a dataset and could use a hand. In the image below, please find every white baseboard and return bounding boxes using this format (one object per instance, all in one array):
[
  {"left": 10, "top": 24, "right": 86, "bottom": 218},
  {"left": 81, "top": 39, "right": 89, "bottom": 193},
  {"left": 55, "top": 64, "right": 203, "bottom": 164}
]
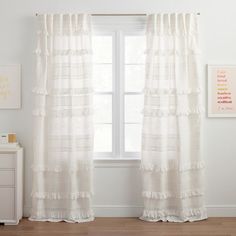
[
  {"left": 23, "top": 205, "right": 236, "bottom": 218},
  {"left": 93, "top": 205, "right": 143, "bottom": 217},
  {"left": 207, "top": 205, "right": 236, "bottom": 217}
]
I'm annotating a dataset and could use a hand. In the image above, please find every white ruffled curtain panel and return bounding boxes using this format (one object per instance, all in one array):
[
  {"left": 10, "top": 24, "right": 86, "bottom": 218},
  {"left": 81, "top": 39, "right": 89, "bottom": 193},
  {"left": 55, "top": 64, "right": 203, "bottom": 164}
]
[
  {"left": 30, "top": 14, "right": 94, "bottom": 222},
  {"left": 140, "top": 13, "right": 207, "bottom": 222}
]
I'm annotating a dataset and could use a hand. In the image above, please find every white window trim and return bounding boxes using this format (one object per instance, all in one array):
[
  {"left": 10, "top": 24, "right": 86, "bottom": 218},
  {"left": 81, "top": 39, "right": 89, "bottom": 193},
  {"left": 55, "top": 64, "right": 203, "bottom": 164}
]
[{"left": 94, "top": 158, "right": 140, "bottom": 168}]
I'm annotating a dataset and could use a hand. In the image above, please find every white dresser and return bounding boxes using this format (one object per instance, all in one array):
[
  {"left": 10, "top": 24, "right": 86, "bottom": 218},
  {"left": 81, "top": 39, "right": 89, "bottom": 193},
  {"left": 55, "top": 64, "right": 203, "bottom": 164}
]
[{"left": 0, "top": 147, "right": 23, "bottom": 225}]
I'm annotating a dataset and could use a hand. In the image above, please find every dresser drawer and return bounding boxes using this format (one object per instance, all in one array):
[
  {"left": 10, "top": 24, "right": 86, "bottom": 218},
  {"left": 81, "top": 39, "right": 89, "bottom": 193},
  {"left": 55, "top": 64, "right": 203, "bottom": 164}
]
[
  {"left": 0, "top": 187, "right": 15, "bottom": 221},
  {"left": 0, "top": 170, "right": 15, "bottom": 186},
  {"left": 0, "top": 153, "right": 15, "bottom": 168}
]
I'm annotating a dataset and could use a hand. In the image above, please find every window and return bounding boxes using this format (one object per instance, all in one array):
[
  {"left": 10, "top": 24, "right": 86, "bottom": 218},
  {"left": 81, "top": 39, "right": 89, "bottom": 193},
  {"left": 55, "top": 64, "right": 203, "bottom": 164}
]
[{"left": 92, "top": 17, "right": 146, "bottom": 159}]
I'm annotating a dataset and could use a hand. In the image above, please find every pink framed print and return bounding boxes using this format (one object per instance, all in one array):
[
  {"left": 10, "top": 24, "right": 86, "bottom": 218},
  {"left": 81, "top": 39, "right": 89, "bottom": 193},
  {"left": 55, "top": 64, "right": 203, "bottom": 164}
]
[{"left": 208, "top": 65, "right": 236, "bottom": 117}]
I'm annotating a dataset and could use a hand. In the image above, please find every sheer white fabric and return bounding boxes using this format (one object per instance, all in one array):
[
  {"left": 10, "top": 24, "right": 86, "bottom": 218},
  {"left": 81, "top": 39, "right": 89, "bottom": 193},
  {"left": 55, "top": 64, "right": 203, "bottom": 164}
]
[
  {"left": 30, "top": 14, "right": 94, "bottom": 222},
  {"left": 140, "top": 13, "right": 207, "bottom": 222}
]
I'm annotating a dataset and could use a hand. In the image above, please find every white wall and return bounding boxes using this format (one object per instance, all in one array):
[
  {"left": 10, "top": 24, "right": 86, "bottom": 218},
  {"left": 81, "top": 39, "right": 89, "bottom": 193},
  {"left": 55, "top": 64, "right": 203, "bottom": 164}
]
[{"left": 0, "top": 0, "right": 236, "bottom": 217}]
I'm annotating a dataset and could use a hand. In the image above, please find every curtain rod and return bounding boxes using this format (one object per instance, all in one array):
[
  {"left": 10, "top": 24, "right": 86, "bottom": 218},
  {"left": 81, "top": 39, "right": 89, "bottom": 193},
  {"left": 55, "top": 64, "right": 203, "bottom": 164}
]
[{"left": 35, "top": 13, "right": 200, "bottom": 16}]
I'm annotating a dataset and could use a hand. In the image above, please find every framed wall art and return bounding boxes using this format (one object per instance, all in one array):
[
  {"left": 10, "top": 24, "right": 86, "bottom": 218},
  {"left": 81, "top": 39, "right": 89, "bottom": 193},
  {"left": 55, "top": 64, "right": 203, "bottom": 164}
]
[
  {"left": 208, "top": 65, "right": 236, "bottom": 117},
  {"left": 0, "top": 64, "right": 21, "bottom": 109}
]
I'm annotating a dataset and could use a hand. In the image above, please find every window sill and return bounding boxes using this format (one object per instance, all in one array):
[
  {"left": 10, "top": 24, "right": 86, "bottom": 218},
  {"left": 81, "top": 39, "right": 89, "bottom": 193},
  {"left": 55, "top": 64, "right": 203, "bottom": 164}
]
[{"left": 94, "top": 158, "right": 140, "bottom": 168}]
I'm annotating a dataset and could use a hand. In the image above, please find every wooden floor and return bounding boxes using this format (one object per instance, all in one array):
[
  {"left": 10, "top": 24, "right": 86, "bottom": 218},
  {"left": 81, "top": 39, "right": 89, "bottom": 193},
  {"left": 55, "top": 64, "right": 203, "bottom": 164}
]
[{"left": 1, "top": 218, "right": 236, "bottom": 236}]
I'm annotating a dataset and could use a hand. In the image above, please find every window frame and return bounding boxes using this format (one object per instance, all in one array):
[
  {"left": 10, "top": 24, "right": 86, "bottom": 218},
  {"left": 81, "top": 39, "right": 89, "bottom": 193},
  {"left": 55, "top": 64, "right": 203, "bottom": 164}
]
[{"left": 92, "top": 17, "right": 146, "bottom": 160}]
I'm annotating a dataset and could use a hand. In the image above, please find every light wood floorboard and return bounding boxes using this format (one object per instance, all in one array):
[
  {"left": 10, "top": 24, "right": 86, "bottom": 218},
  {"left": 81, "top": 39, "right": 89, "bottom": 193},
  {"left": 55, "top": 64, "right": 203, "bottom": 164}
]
[{"left": 0, "top": 218, "right": 236, "bottom": 236}]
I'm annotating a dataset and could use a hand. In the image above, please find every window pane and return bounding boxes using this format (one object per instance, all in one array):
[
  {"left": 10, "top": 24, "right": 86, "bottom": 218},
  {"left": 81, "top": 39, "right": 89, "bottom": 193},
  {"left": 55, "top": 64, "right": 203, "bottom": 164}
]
[
  {"left": 125, "top": 65, "right": 145, "bottom": 92},
  {"left": 92, "top": 36, "right": 112, "bottom": 63},
  {"left": 94, "top": 124, "right": 112, "bottom": 152},
  {"left": 93, "top": 64, "right": 112, "bottom": 92},
  {"left": 125, "top": 95, "right": 143, "bottom": 123},
  {"left": 94, "top": 95, "right": 112, "bottom": 123},
  {"left": 125, "top": 36, "right": 146, "bottom": 64},
  {"left": 125, "top": 124, "right": 142, "bottom": 152}
]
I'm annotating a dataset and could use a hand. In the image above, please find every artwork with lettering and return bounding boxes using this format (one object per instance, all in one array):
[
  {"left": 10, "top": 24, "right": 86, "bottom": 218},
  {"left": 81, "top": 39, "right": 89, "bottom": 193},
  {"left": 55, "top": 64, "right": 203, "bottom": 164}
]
[
  {"left": 0, "top": 65, "right": 21, "bottom": 109},
  {"left": 208, "top": 65, "right": 236, "bottom": 117}
]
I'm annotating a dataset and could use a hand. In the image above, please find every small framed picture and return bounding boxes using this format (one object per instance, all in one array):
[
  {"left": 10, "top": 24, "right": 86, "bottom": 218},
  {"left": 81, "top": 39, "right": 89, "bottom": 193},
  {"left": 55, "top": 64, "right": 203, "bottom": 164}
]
[
  {"left": 0, "top": 64, "right": 21, "bottom": 109},
  {"left": 208, "top": 65, "right": 236, "bottom": 117}
]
